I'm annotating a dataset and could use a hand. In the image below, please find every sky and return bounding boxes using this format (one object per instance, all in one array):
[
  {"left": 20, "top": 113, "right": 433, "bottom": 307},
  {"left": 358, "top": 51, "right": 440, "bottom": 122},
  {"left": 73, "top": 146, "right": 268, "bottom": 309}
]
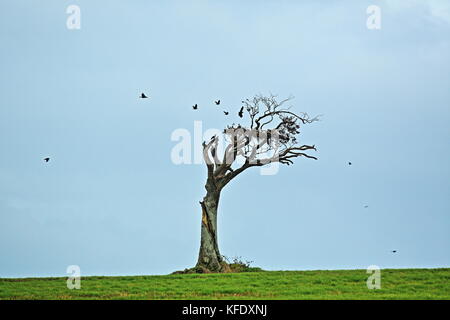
[{"left": 0, "top": 0, "right": 449, "bottom": 278}]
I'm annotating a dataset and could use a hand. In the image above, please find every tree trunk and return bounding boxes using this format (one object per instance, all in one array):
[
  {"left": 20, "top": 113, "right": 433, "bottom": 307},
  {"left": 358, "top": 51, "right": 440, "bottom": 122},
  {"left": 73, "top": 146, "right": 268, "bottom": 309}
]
[{"left": 195, "top": 180, "right": 223, "bottom": 272}]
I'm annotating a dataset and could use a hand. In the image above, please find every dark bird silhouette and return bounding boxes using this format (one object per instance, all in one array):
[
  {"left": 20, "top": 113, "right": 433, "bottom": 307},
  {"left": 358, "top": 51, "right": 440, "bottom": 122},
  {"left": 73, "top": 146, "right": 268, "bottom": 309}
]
[
  {"left": 140, "top": 93, "right": 148, "bottom": 99},
  {"left": 43, "top": 157, "right": 50, "bottom": 162},
  {"left": 391, "top": 250, "right": 397, "bottom": 253},
  {"left": 215, "top": 100, "right": 221, "bottom": 105},
  {"left": 192, "top": 104, "right": 198, "bottom": 110},
  {"left": 348, "top": 162, "right": 352, "bottom": 165},
  {"left": 364, "top": 205, "right": 369, "bottom": 208},
  {"left": 238, "top": 106, "right": 244, "bottom": 118},
  {"left": 223, "top": 111, "right": 229, "bottom": 115}
]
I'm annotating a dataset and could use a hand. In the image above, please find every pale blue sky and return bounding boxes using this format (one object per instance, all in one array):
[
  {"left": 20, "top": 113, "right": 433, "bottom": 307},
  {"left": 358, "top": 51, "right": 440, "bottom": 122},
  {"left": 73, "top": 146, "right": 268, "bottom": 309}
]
[{"left": 0, "top": 0, "right": 449, "bottom": 278}]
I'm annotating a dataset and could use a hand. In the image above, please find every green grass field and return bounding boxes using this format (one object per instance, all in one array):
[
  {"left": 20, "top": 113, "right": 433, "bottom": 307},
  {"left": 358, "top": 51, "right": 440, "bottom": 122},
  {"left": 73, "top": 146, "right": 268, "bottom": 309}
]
[{"left": 1, "top": 268, "right": 449, "bottom": 300}]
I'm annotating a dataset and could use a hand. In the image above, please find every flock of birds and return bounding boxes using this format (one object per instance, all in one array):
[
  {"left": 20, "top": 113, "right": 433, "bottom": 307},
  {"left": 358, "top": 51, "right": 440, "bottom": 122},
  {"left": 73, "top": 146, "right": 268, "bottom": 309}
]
[
  {"left": 193, "top": 99, "right": 245, "bottom": 118},
  {"left": 141, "top": 92, "right": 244, "bottom": 117},
  {"left": 41, "top": 91, "right": 398, "bottom": 255}
]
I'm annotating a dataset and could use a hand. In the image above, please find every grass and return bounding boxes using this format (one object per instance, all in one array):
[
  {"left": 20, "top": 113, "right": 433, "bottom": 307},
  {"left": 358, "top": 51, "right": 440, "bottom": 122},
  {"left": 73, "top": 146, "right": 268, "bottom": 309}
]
[{"left": 0, "top": 268, "right": 449, "bottom": 300}]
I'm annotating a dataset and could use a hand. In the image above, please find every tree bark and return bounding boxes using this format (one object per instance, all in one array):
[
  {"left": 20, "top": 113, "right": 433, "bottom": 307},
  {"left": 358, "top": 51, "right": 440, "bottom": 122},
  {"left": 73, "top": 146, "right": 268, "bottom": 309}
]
[{"left": 195, "top": 179, "right": 223, "bottom": 272}]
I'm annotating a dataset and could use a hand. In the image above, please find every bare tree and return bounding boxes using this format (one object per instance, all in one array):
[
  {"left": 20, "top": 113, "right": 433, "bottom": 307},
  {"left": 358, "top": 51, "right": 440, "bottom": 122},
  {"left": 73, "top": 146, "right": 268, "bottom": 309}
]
[{"left": 196, "top": 94, "right": 319, "bottom": 272}]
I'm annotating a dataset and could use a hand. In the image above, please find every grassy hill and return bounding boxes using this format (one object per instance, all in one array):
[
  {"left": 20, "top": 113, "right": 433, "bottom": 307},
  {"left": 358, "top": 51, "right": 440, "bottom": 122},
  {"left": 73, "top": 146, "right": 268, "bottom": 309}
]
[{"left": 1, "top": 268, "right": 449, "bottom": 300}]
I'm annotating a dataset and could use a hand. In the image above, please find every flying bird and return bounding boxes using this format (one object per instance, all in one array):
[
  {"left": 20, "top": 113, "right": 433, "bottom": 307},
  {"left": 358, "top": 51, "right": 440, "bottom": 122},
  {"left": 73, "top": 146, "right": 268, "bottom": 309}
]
[
  {"left": 43, "top": 157, "right": 50, "bottom": 162},
  {"left": 348, "top": 162, "right": 352, "bottom": 166},
  {"left": 364, "top": 205, "right": 369, "bottom": 208},
  {"left": 223, "top": 111, "right": 229, "bottom": 115},
  {"left": 391, "top": 250, "right": 397, "bottom": 253},
  {"left": 192, "top": 104, "right": 198, "bottom": 110},
  {"left": 215, "top": 100, "right": 221, "bottom": 105},
  {"left": 238, "top": 106, "right": 244, "bottom": 118},
  {"left": 140, "top": 93, "right": 148, "bottom": 99}
]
